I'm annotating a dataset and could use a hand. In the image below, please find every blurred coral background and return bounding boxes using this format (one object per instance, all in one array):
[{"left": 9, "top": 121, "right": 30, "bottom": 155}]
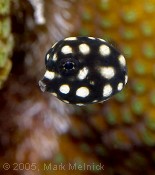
[{"left": 1, "top": 0, "right": 155, "bottom": 174}]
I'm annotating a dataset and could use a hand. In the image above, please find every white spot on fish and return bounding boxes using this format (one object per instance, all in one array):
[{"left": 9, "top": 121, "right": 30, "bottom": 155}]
[
  {"left": 79, "top": 43, "right": 90, "bottom": 55},
  {"left": 88, "top": 37, "right": 95, "bottom": 40},
  {"left": 59, "top": 84, "right": 70, "bottom": 94},
  {"left": 118, "top": 55, "right": 126, "bottom": 67},
  {"left": 125, "top": 75, "right": 128, "bottom": 84},
  {"left": 76, "top": 103, "right": 84, "bottom": 106},
  {"left": 64, "top": 37, "right": 77, "bottom": 41},
  {"left": 76, "top": 87, "right": 89, "bottom": 97},
  {"left": 78, "top": 67, "right": 88, "bottom": 80},
  {"left": 100, "top": 66, "right": 115, "bottom": 79},
  {"left": 103, "top": 84, "right": 112, "bottom": 97},
  {"left": 46, "top": 54, "right": 50, "bottom": 60},
  {"left": 117, "top": 82, "right": 123, "bottom": 91},
  {"left": 99, "top": 44, "right": 110, "bottom": 56},
  {"left": 53, "top": 53, "right": 57, "bottom": 61},
  {"left": 61, "top": 45, "right": 73, "bottom": 54},
  {"left": 98, "top": 38, "right": 106, "bottom": 42},
  {"left": 90, "top": 81, "right": 95, "bottom": 85},
  {"left": 44, "top": 71, "right": 55, "bottom": 80}
]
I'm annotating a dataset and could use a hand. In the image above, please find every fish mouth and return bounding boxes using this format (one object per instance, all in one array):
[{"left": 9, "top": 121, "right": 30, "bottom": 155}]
[{"left": 38, "top": 80, "right": 47, "bottom": 92}]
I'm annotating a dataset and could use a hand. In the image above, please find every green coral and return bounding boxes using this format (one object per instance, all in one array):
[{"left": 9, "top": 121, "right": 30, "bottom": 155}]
[
  {"left": 0, "top": 0, "right": 10, "bottom": 15},
  {"left": 0, "top": 0, "right": 13, "bottom": 89}
]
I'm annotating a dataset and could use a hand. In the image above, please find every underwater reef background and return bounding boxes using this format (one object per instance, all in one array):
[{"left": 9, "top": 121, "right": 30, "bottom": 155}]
[{"left": 1, "top": 0, "right": 155, "bottom": 174}]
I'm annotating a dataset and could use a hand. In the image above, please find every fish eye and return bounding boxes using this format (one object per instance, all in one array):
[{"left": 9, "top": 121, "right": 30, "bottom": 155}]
[
  {"left": 58, "top": 58, "right": 79, "bottom": 76},
  {"left": 63, "top": 61, "right": 75, "bottom": 70}
]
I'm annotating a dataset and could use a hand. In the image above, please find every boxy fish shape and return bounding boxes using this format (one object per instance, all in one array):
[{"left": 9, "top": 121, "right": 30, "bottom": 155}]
[{"left": 39, "top": 36, "right": 128, "bottom": 106}]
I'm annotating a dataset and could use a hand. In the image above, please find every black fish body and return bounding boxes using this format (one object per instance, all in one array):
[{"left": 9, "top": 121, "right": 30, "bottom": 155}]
[{"left": 39, "top": 36, "right": 128, "bottom": 105}]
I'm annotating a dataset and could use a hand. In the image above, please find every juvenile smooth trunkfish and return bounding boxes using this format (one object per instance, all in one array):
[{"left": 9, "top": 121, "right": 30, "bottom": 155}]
[{"left": 39, "top": 36, "right": 128, "bottom": 106}]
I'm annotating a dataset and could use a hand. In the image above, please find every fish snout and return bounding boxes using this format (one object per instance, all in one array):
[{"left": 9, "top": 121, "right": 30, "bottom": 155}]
[{"left": 39, "top": 80, "right": 47, "bottom": 92}]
